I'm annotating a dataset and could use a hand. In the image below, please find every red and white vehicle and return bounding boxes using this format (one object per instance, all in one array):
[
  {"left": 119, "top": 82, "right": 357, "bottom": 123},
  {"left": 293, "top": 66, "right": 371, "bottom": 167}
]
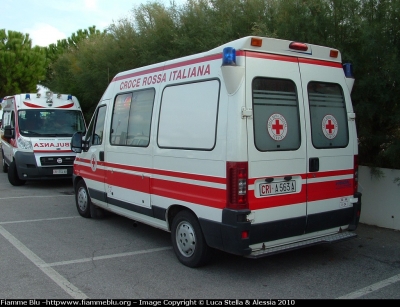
[
  {"left": 1, "top": 92, "right": 86, "bottom": 186},
  {"left": 71, "top": 36, "right": 362, "bottom": 267}
]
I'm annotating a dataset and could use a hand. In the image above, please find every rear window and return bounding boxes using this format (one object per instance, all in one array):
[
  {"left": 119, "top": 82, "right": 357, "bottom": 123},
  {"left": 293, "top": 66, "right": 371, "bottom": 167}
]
[
  {"left": 252, "top": 78, "right": 301, "bottom": 151},
  {"left": 308, "top": 82, "right": 349, "bottom": 148}
]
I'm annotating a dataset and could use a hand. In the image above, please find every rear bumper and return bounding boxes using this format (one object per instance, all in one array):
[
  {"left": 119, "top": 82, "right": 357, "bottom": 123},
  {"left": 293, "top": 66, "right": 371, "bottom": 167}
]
[{"left": 199, "top": 193, "right": 362, "bottom": 257}]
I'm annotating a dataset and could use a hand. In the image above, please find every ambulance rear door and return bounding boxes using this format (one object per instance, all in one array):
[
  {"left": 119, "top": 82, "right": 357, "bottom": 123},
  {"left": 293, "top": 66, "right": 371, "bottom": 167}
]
[
  {"left": 299, "top": 59, "right": 356, "bottom": 233},
  {"left": 245, "top": 51, "right": 308, "bottom": 242}
]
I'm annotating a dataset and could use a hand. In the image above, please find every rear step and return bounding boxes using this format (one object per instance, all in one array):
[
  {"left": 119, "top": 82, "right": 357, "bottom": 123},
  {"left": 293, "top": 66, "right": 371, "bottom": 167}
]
[{"left": 246, "top": 231, "right": 357, "bottom": 258}]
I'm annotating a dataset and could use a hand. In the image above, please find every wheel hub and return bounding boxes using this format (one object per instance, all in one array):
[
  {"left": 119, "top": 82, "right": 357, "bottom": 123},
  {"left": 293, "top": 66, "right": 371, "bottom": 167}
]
[
  {"left": 176, "top": 221, "right": 196, "bottom": 257},
  {"left": 77, "top": 187, "right": 88, "bottom": 211}
]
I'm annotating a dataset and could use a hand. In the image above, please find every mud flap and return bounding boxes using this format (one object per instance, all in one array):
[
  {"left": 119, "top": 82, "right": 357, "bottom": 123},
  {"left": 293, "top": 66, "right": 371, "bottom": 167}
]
[{"left": 348, "top": 192, "right": 362, "bottom": 231}]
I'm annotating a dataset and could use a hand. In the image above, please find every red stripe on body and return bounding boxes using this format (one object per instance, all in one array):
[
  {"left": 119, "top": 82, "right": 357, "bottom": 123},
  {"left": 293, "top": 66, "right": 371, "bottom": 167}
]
[
  {"left": 298, "top": 57, "right": 342, "bottom": 68},
  {"left": 151, "top": 178, "right": 226, "bottom": 209},
  {"left": 307, "top": 169, "right": 353, "bottom": 179},
  {"left": 75, "top": 161, "right": 106, "bottom": 183},
  {"left": 245, "top": 51, "right": 342, "bottom": 68},
  {"left": 74, "top": 162, "right": 226, "bottom": 208},
  {"left": 56, "top": 103, "right": 74, "bottom": 108},
  {"left": 101, "top": 160, "right": 226, "bottom": 184},
  {"left": 74, "top": 162, "right": 354, "bottom": 210},
  {"left": 307, "top": 180, "right": 353, "bottom": 202},
  {"left": 107, "top": 169, "right": 150, "bottom": 193},
  {"left": 245, "top": 51, "right": 298, "bottom": 63},
  {"left": 23, "top": 102, "right": 45, "bottom": 108}
]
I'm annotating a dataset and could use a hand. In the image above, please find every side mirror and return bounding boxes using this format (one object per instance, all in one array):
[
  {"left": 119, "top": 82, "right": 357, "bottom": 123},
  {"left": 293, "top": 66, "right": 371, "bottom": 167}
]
[
  {"left": 71, "top": 132, "right": 83, "bottom": 153},
  {"left": 4, "top": 125, "right": 15, "bottom": 139}
]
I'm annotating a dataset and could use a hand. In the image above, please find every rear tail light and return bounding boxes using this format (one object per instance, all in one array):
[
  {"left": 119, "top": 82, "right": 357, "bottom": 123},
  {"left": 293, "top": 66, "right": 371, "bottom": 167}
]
[
  {"left": 353, "top": 155, "right": 359, "bottom": 195},
  {"left": 226, "top": 162, "right": 249, "bottom": 210}
]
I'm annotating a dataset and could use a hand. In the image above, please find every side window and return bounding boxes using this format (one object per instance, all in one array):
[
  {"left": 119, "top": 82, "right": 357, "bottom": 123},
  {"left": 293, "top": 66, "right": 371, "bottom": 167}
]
[
  {"left": 85, "top": 105, "right": 106, "bottom": 147},
  {"left": 2, "top": 111, "right": 11, "bottom": 127},
  {"left": 252, "top": 78, "right": 300, "bottom": 151},
  {"left": 93, "top": 106, "right": 107, "bottom": 145},
  {"left": 158, "top": 80, "right": 220, "bottom": 150},
  {"left": 84, "top": 114, "right": 96, "bottom": 145},
  {"left": 110, "top": 89, "right": 155, "bottom": 147},
  {"left": 126, "top": 90, "right": 155, "bottom": 146},
  {"left": 111, "top": 93, "right": 131, "bottom": 145},
  {"left": 10, "top": 111, "right": 15, "bottom": 128},
  {"left": 308, "top": 82, "right": 349, "bottom": 148}
]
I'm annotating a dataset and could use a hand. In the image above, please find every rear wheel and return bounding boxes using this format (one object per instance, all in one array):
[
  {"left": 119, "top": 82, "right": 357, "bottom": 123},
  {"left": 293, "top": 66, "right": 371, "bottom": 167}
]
[
  {"left": 8, "top": 161, "right": 26, "bottom": 186},
  {"left": 2, "top": 151, "right": 8, "bottom": 173},
  {"left": 171, "top": 210, "right": 211, "bottom": 268}
]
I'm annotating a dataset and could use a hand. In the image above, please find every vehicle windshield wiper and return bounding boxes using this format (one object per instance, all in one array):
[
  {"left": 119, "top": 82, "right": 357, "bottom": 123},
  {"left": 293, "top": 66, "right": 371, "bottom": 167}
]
[{"left": 21, "top": 130, "right": 40, "bottom": 135}]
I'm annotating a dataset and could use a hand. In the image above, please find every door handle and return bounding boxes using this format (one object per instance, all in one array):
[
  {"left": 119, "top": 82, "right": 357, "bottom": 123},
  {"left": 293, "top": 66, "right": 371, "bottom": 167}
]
[
  {"left": 99, "top": 151, "right": 104, "bottom": 162},
  {"left": 309, "top": 157, "right": 319, "bottom": 172}
]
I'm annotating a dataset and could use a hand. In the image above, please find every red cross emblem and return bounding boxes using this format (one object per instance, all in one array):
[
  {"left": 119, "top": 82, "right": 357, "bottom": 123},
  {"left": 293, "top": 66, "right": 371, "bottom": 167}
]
[
  {"left": 268, "top": 114, "right": 288, "bottom": 141},
  {"left": 322, "top": 115, "right": 338, "bottom": 139},
  {"left": 272, "top": 119, "right": 284, "bottom": 135},
  {"left": 90, "top": 154, "right": 97, "bottom": 171},
  {"left": 325, "top": 120, "right": 335, "bottom": 133}
]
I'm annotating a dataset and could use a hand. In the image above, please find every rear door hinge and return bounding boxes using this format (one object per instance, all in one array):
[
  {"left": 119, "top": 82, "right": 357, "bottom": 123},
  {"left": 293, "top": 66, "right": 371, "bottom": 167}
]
[{"left": 241, "top": 107, "right": 252, "bottom": 119}]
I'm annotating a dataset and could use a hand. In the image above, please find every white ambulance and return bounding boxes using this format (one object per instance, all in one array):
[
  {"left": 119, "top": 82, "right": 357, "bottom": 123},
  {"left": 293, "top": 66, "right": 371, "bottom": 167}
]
[
  {"left": 71, "top": 36, "right": 362, "bottom": 267},
  {"left": 1, "top": 92, "right": 86, "bottom": 186}
]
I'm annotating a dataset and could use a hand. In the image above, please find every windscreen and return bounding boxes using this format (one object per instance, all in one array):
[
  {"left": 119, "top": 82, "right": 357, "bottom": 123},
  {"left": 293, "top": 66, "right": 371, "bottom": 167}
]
[{"left": 18, "top": 109, "right": 86, "bottom": 137}]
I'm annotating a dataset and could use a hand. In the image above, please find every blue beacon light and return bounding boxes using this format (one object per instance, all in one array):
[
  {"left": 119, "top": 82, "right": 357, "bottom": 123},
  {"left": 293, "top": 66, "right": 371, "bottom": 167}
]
[
  {"left": 222, "top": 47, "right": 236, "bottom": 66},
  {"left": 343, "top": 63, "right": 354, "bottom": 78}
]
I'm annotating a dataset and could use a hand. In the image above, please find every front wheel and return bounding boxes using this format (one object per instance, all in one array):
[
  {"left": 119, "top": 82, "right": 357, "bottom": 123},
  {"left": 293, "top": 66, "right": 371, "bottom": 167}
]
[
  {"left": 75, "top": 179, "right": 105, "bottom": 218},
  {"left": 75, "top": 180, "right": 92, "bottom": 218},
  {"left": 171, "top": 210, "right": 211, "bottom": 268},
  {"left": 8, "top": 161, "right": 26, "bottom": 186}
]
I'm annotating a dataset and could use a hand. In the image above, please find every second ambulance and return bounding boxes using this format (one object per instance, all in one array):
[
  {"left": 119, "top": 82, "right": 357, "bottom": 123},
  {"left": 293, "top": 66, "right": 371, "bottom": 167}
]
[{"left": 1, "top": 92, "right": 86, "bottom": 186}]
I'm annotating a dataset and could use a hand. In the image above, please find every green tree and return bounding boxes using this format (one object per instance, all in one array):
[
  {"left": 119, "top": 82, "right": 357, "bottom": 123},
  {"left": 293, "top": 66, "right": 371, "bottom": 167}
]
[
  {"left": 350, "top": 0, "right": 400, "bottom": 169},
  {"left": 0, "top": 29, "right": 46, "bottom": 97},
  {"left": 42, "top": 26, "right": 103, "bottom": 91}
]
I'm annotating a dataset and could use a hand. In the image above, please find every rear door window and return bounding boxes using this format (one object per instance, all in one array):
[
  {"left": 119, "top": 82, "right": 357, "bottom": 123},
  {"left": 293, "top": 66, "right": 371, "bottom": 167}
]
[
  {"left": 252, "top": 78, "right": 301, "bottom": 151},
  {"left": 308, "top": 82, "right": 349, "bottom": 148}
]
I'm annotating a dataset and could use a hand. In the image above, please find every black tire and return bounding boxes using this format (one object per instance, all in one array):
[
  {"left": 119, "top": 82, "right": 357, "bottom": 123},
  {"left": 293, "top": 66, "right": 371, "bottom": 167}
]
[
  {"left": 2, "top": 151, "right": 8, "bottom": 173},
  {"left": 75, "top": 180, "right": 92, "bottom": 218},
  {"left": 8, "top": 161, "right": 26, "bottom": 186},
  {"left": 171, "top": 210, "right": 211, "bottom": 268}
]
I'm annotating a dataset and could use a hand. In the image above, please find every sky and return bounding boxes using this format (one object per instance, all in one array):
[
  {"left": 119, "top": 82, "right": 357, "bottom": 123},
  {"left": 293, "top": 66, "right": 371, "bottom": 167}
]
[{"left": 2, "top": 0, "right": 186, "bottom": 47}]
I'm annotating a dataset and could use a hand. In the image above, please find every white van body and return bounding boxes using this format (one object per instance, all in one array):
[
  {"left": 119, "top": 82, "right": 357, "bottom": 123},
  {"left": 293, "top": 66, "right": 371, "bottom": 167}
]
[
  {"left": 1, "top": 92, "right": 86, "bottom": 186},
  {"left": 71, "top": 36, "right": 362, "bottom": 267}
]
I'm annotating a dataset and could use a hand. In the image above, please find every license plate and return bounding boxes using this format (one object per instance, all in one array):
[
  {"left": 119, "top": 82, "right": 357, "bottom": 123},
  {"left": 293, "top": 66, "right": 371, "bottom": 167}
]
[
  {"left": 259, "top": 180, "right": 296, "bottom": 196},
  {"left": 53, "top": 169, "right": 67, "bottom": 175}
]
